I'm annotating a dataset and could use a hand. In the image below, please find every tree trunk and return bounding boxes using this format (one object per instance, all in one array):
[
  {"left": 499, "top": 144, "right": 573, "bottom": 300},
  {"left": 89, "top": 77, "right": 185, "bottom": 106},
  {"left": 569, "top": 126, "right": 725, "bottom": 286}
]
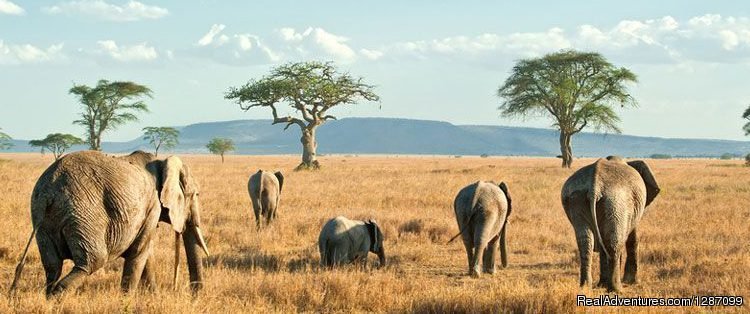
[
  {"left": 559, "top": 132, "right": 573, "bottom": 168},
  {"left": 297, "top": 127, "right": 320, "bottom": 170},
  {"left": 220, "top": 153, "right": 225, "bottom": 163}
]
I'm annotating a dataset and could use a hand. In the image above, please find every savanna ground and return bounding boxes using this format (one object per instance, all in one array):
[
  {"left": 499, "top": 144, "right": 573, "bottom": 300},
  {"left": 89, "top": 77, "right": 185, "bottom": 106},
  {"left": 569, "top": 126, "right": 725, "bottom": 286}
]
[{"left": 0, "top": 153, "right": 748, "bottom": 313}]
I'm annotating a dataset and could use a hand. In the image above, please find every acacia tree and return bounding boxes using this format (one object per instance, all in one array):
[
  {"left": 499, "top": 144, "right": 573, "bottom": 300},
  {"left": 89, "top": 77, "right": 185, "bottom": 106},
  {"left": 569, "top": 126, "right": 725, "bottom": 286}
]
[
  {"left": 28, "top": 133, "right": 85, "bottom": 160},
  {"left": 206, "top": 137, "right": 234, "bottom": 163},
  {"left": 498, "top": 50, "right": 637, "bottom": 168},
  {"left": 225, "top": 61, "right": 380, "bottom": 170},
  {"left": 742, "top": 105, "right": 750, "bottom": 136},
  {"left": 0, "top": 128, "right": 11, "bottom": 150},
  {"left": 143, "top": 126, "right": 180, "bottom": 157},
  {"left": 70, "top": 80, "right": 152, "bottom": 151}
]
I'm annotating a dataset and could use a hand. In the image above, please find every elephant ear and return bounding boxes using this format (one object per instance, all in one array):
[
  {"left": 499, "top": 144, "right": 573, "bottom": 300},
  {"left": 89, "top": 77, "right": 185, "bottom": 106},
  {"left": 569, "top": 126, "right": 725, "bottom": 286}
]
[
  {"left": 160, "top": 156, "right": 188, "bottom": 233},
  {"left": 274, "top": 171, "right": 284, "bottom": 193},
  {"left": 366, "top": 220, "right": 380, "bottom": 252},
  {"left": 498, "top": 181, "right": 512, "bottom": 216},
  {"left": 627, "top": 160, "right": 661, "bottom": 207}
]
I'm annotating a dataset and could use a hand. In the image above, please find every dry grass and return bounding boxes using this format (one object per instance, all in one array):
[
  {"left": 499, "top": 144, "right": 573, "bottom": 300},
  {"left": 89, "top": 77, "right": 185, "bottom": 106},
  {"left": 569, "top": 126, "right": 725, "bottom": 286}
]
[{"left": 0, "top": 153, "right": 748, "bottom": 313}]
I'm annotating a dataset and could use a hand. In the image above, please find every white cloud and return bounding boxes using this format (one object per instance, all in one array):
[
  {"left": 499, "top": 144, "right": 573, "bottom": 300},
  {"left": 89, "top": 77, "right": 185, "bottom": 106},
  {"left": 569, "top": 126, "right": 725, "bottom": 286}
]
[
  {"left": 360, "top": 48, "right": 383, "bottom": 60},
  {"left": 198, "top": 24, "right": 226, "bottom": 46},
  {"left": 0, "top": 41, "right": 65, "bottom": 65},
  {"left": 43, "top": 0, "right": 168, "bottom": 22},
  {"left": 0, "top": 0, "right": 24, "bottom": 15},
  {"left": 96, "top": 40, "right": 158, "bottom": 61}
]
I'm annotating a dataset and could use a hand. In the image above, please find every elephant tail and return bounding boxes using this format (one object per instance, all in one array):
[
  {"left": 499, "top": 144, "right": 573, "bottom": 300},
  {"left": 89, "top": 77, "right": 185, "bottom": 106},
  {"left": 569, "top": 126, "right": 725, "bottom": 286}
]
[
  {"left": 590, "top": 171, "right": 609, "bottom": 261},
  {"left": 8, "top": 228, "right": 37, "bottom": 298}
]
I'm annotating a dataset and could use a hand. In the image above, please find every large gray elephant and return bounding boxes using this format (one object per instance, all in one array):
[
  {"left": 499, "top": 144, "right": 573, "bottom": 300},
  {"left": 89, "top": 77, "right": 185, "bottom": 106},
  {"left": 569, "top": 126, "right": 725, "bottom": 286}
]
[
  {"left": 561, "top": 156, "right": 660, "bottom": 292},
  {"left": 318, "top": 216, "right": 386, "bottom": 268},
  {"left": 247, "top": 170, "right": 284, "bottom": 230},
  {"left": 449, "top": 181, "right": 512, "bottom": 277},
  {"left": 10, "top": 150, "right": 210, "bottom": 298}
]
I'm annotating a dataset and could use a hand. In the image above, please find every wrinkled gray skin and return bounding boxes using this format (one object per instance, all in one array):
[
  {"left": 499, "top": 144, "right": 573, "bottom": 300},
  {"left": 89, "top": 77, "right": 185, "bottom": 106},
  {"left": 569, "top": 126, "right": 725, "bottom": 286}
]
[
  {"left": 318, "top": 216, "right": 386, "bottom": 268},
  {"left": 561, "top": 156, "right": 660, "bottom": 293},
  {"left": 247, "top": 170, "right": 284, "bottom": 230},
  {"left": 20, "top": 150, "right": 209, "bottom": 298},
  {"left": 452, "top": 181, "right": 512, "bottom": 277}
]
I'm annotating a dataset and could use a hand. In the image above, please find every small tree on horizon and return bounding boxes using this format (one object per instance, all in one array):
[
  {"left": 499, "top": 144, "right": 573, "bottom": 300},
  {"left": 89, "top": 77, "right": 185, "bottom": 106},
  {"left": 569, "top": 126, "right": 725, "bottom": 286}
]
[
  {"left": 225, "top": 61, "right": 380, "bottom": 170},
  {"left": 142, "top": 126, "right": 180, "bottom": 157},
  {"left": 497, "top": 50, "right": 637, "bottom": 168},
  {"left": 742, "top": 105, "right": 750, "bottom": 136},
  {"left": 70, "top": 80, "right": 152, "bottom": 151},
  {"left": 0, "top": 128, "right": 12, "bottom": 150},
  {"left": 206, "top": 137, "right": 234, "bottom": 163},
  {"left": 29, "top": 133, "right": 85, "bottom": 160}
]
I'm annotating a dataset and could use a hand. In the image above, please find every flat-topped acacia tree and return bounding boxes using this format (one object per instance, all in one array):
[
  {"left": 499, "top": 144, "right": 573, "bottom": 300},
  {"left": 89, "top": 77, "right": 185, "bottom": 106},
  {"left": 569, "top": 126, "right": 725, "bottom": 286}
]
[{"left": 225, "top": 61, "right": 380, "bottom": 170}]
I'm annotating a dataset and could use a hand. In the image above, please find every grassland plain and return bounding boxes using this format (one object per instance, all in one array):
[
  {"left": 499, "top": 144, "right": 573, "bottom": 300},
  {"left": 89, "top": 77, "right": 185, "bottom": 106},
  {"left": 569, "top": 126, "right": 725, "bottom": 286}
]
[{"left": 0, "top": 153, "right": 748, "bottom": 313}]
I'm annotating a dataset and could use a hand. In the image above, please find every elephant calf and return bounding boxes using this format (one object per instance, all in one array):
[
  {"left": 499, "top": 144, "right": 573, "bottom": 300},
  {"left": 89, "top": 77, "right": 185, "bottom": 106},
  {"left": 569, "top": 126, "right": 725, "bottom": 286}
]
[
  {"left": 318, "top": 216, "right": 386, "bottom": 268},
  {"left": 562, "top": 156, "right": 660, "bottom": 292},
  {"left": 450, "top": 181, "right": 512, "bottom": 277},
  {"left": 248, "top": 170, "right": 284, "bottom": 230}
]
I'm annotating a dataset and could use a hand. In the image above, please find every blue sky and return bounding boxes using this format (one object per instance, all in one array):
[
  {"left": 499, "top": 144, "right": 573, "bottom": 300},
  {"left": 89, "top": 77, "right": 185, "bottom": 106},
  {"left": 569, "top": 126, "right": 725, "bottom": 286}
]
[{"left": 1, "top": 0, "right": 750, "bottom": 141}]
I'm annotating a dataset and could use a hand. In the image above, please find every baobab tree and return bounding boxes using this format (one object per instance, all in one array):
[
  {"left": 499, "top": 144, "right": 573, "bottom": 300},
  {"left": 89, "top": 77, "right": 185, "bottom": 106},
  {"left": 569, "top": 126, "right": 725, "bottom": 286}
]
[
  {"left": 497, "top": 50, "right": 637, "bottom": 168},
  {"left": 225, "top": 61, "right": 379, "bottom": 170}
]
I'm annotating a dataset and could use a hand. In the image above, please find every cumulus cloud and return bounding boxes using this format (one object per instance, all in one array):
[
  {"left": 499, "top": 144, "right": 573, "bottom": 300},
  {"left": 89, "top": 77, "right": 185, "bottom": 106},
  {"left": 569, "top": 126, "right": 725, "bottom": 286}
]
[
  {"left": 276, "top": 27, "right": 358, "bottom": 62},
  {"left": 96, "top": 40, "right": 158, "bottom": 61},
  {"left": 0, "top": 0, "right": 24, "bottom": 15},
  {"left": 0, "top": 41, "right": 65, "bottom": 65},
  {"left": 43, "top": 0, "right": 168, "bottom": 22}
]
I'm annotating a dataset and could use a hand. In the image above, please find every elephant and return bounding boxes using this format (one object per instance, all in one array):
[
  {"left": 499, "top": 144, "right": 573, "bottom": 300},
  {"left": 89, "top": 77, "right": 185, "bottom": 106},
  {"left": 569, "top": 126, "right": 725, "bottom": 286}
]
[
  {"left": 9, "top": 150, "right": 210, "bottom": 298},
  {"left": 318, "top": 216, "right": 386, "bottom": 268},
  {"left": 247, "top": 170, "right": 284, "bottom": 230},
  {"left": 561, "top": 156, "right": 660, "bottom": 293},
  {"left": 449, "top": 181, "right": 512, "bottom": 277}
]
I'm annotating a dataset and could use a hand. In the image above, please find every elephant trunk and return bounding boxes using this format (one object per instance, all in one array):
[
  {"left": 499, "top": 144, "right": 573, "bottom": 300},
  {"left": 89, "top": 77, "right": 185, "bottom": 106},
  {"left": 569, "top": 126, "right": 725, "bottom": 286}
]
[
  {"left": 182, "top": 224, "right": 206, "bottom": 292},
  {"left": 376, "top": 247, "right": 386, "bottom": 268},
  {"left": 500, "top": 224, "right": 508, "bottom": 268}
]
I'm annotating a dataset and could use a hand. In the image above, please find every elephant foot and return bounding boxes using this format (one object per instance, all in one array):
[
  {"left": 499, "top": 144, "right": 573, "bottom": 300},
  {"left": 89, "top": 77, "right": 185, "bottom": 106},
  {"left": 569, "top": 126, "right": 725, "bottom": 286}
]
[
  {"left": 606, "top": 284, "right": 623, "bottom": 294},
  {"left": 483, "top": 268, "right": 496, "bottom": 275},
  {"left": 595, "top": 280, "right": 610, "bottom": 288},
  {"left": 469, "top": 269, "right": 481, "bottom": 278},
  {"left": 622, "top": 275, "right": 638, "bottom": 285}
]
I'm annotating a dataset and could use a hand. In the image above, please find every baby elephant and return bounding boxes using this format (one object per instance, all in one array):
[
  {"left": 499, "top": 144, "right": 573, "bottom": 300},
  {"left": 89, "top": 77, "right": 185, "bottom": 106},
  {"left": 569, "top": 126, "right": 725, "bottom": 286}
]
[
  {"left": 248, "top": 170, "right": 284, "bottom": 230},
  {"left": 318, "top": 216, "right": 386, "bottom": 268},
  {"left": 450, "top": 181, "right": 512, "bottom": 277}
]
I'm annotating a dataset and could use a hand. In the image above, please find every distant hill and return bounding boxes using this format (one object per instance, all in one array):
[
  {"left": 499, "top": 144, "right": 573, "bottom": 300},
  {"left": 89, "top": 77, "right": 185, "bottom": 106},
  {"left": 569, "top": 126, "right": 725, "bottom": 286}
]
[{"left": 6, "top": 118, "right": 750, "bottom": 157}]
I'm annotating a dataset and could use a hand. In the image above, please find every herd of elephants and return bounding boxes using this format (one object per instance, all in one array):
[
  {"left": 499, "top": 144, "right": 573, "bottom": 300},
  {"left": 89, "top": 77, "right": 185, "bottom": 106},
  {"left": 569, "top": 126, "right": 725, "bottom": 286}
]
[{"left": 8, "top": 150, "right": 660, "bottom": 298}]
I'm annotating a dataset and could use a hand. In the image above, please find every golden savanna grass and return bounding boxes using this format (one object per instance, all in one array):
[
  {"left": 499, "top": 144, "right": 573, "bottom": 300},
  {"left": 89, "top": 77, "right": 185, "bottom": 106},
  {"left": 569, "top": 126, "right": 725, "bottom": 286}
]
[{"left": 0, "top": 153, "right": 748, "bottom": 313}]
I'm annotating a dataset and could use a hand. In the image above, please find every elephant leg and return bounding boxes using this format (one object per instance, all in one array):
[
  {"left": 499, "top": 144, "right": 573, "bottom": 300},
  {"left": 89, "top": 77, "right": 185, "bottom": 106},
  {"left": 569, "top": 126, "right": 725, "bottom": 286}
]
[
  {"left": 121, "top": 241, "right": 153, "bottom": 293},
  {"left": 573, "top": 222, "right": 594, "bottom": 288},
  {"left": 596, "top": 250, "right": 610, "bottom": 288},
  {"left": 605, "top": 248, "right": 623, "bottom": 293},
  {"left": 623, "top": 230, "right": 638, "bottom": 284},
  {"left": 461, "top": 235, "right": 474, "bottom": 276},
  {"left": 251, "top": 197, "right": 262, "bottom": 230},
  {"left": 140, "top": 254, "right": 156, "bottom": 290},
  {"left": 471, "top": 241, "right": 487, "bottom": 278},
  {"left": 482, "top": 234, "right": 500, "bottom": 274},
  {"left": 37, "top": 232, "right": 63, "bottom": 296}
]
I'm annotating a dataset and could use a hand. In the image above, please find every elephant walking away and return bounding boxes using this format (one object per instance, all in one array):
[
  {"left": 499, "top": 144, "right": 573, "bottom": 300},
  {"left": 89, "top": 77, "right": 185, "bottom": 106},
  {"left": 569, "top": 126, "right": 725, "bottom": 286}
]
[
  {"left": 10, "top": 150, "right": 210, "bottom": 298},
  {"left": 248, "top": 170, "right": 284, "bottom": 230},
  {"left": 318, "top": 216, "right": 386, "bottom": 268},
  {"left": 449, "top": 181, "right": 512, "bottom": 277},
  {"left": 561, "top": 156, "right": 660, "bottom": 292}
]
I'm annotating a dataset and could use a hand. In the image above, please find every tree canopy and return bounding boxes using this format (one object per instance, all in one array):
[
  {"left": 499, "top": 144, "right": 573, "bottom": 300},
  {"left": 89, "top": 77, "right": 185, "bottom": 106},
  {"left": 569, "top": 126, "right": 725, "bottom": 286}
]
[
  {"left": 70, "top": 80, "right": 152, "bottom": 151},
  {"left": 142, "top": 126, "right": 180, "bottom": 157},
  {"left": 742, "top": 105, "right": 750, "bottom": 136},
  {"left": 497, "top": 50, "right": 638, "bottom": 167},
  {"left": 29, "top": 133, "right": 85, "bottom": 160},
  {"left": 206, "top": 137, "right": 235, "bottom": 163},
  {"left": 0, "top": 128, "right": 12, "bottom": 150},
  {"left": 225, "top": 61, "right": 379, "bottom": 169}
]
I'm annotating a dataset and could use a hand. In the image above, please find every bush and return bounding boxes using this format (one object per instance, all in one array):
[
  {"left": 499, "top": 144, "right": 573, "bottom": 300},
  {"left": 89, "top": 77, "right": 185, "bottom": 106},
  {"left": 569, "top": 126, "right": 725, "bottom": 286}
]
[
  {"left": 649, "top": 154, "right": 672, "bottom": 159},
  {"left": 480, "top": 153, "right": 489, "bottom": 158},
  {"left": 745, "top": 153, "right": 750, "bottom": 166},
  {"left": 719, "top": 153, "right": 737, "bottom": 160}
]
